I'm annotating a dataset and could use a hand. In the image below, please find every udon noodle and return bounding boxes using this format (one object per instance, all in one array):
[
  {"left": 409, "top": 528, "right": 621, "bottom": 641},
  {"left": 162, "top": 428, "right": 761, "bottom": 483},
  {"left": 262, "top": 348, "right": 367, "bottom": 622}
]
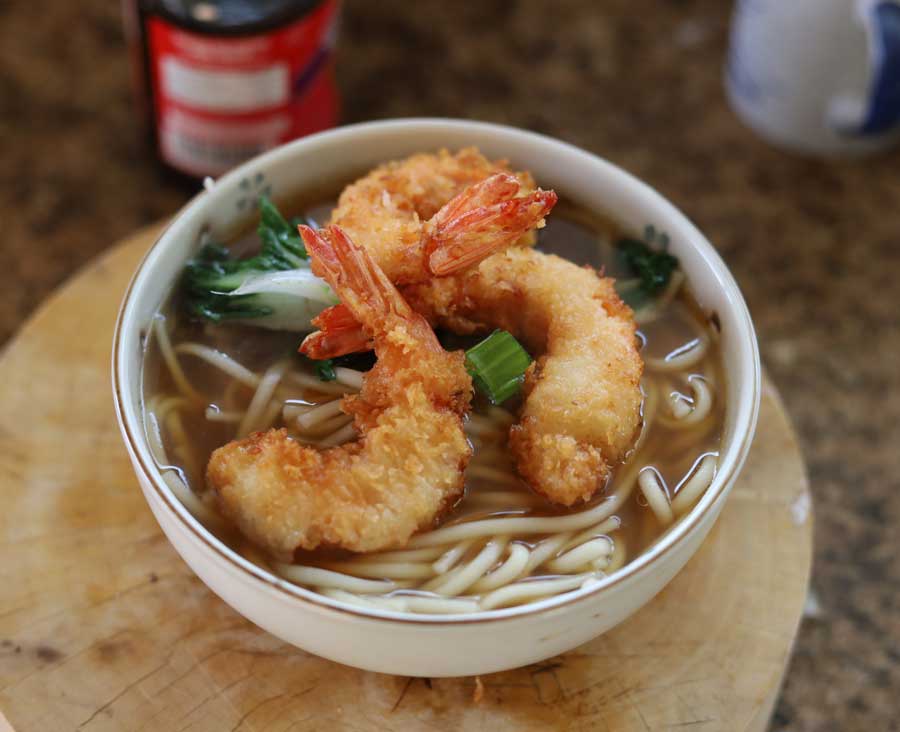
[{"left": 142, "top": 200, "right": 725, "bottom": 615}]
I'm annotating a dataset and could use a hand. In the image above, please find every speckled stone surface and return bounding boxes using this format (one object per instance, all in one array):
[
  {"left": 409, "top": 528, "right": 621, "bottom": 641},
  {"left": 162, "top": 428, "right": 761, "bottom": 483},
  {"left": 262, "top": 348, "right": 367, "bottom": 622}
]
[{"left": 1, "top": 1, "right": 898, "bottom": 729}]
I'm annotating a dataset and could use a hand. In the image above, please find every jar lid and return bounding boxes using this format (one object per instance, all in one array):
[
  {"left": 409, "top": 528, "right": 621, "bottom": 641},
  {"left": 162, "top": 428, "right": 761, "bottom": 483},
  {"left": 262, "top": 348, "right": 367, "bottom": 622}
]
[{"left": 151, "top": 0, "right": 324, "bottom": 36}]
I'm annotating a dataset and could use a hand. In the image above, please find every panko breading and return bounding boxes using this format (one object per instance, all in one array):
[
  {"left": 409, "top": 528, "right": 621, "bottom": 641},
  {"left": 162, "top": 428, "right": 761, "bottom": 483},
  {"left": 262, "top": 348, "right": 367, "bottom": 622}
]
[
  {"left": 406, "top": 248, "right": 643, "bottom": 505},
  {"left": 207, "top": 226, "right": 473, "bottom": 559},
  {"left": 326, "top": 148, "right": 543, "bottom": 284}
]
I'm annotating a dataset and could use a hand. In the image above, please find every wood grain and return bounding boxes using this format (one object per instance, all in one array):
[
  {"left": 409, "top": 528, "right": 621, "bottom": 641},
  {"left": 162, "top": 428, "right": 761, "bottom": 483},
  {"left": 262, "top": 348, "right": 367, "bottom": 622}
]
[{"left": 0, "top": 224, "right": 813, "bottom": 732}]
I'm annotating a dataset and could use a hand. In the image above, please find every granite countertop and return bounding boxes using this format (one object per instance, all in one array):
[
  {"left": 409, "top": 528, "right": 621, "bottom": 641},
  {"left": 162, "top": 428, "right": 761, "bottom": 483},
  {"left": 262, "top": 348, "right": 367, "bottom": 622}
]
[{"left": 2, "top": 1, "right": 898, "bottom": 729}]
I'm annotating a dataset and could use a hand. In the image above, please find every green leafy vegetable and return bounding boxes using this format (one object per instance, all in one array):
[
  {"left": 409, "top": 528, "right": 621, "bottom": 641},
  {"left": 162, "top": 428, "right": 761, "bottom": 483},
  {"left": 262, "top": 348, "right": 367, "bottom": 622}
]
[
  {"left": 465, "top": 330, "right": 532, "bottom": 404},
  {"left": 182, "top": 196, "right": 338, "bottom": 331},
  {"left": 257, "top": 195, "right": 309, "bottom": 266},
  {"left": 614, "top": 236, "right": 679, "bottom": 308},
  {"left": 315, "top": 359, "right": 337, "bottom": 382}
]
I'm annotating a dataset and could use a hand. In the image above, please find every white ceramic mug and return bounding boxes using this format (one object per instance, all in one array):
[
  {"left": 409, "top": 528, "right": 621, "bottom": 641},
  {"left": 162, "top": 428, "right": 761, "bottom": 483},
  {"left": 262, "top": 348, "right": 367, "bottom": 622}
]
[{"left": 726, "top": 0, "right": 900, "bottom": 155}]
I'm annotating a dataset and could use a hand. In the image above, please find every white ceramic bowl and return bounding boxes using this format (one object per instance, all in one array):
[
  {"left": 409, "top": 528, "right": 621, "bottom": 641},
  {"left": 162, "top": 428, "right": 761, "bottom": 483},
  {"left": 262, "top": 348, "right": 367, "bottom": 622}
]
[{"left": 113, "top": 118, "right": 760, "bottom": 677}]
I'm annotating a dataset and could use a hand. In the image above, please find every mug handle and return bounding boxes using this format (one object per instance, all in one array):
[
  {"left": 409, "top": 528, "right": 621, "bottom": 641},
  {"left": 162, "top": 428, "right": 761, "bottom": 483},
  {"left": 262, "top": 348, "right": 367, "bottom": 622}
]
[{"left": 852, "top": 0, "right": 900, "bottom": 134}]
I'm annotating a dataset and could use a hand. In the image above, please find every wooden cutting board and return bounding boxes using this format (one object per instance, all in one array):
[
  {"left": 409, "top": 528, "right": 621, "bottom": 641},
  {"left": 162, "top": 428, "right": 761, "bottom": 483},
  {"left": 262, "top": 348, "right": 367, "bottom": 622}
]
[{"left": 0, "top": 224, "right": 813, "bottom": 732}]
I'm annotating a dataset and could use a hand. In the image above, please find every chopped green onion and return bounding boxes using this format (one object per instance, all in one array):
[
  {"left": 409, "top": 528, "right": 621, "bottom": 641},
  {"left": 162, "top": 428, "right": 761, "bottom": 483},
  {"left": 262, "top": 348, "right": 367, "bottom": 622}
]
[
  {"left": 315, "top": 359, "right": 337, "bottom": 382},
  {"left": 465, "top": 330, "right": 532, "bottom": 404}
]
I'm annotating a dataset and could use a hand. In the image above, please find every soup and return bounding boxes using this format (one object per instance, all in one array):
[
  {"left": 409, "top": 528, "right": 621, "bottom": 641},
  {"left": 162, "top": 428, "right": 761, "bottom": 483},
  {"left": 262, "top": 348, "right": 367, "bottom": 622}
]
[{"left": 142, "top": 189, "right": 724, "bottom": 615}]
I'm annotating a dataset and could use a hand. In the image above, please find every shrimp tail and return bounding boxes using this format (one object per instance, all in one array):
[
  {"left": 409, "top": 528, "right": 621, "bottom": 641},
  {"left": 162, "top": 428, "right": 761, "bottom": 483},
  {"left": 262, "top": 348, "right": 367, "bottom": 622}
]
[
  {"left": 430, "top": 173, "right": 522, "bottom": 225},
  {"left": 300, "top": 224, "right": 416, "bottom": 332},
  {"left": 427, "top": 186, "right": 558, "bottom": 276},
  {"left": 299, "top": 304, "right": 372, "bottom": 358}
]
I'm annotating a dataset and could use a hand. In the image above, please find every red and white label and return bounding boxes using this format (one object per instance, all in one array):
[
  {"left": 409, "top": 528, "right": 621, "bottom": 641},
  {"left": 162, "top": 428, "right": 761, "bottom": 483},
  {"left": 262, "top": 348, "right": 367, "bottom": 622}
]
[{"left": 147, "top": 1, "right": 339, "bottom": 176}]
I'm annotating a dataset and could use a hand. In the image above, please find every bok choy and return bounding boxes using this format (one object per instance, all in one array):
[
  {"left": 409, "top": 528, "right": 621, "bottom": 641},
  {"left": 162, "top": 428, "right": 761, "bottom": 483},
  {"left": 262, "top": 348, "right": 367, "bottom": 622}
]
[{"left": 182, "top": 196, "right": 338, "bottom": 331}]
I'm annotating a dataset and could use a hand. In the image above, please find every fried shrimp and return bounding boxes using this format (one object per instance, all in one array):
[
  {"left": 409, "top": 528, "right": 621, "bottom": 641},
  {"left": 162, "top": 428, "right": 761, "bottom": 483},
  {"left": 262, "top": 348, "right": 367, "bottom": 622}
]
[
  {"left": 328, "top": 147, "right": 543, "bottom": 281},
  {"left": 206, "top": 226, "right": 473, "bottom": 560},
  {"left": 301, "top": 149, "right": 557, "bottom": 358},
  {"left": 307, "top": 250, "right": 643, "bottom": 506},
  {"left": 406, "top": 248, "right": 644, "bottom": 505}
]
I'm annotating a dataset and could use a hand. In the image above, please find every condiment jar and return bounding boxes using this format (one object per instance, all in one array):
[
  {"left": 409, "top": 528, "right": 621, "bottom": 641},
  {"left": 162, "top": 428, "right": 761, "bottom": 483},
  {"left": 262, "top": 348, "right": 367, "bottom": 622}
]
[{"left": 123, "top": 0, "right": 340, "bottom": 179}]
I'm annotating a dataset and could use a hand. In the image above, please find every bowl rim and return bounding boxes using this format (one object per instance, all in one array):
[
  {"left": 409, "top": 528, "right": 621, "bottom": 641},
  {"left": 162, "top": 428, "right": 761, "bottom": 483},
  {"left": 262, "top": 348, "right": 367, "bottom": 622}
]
[{"left": 112, "top": 117, "right": 761, "bottom": 625}]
